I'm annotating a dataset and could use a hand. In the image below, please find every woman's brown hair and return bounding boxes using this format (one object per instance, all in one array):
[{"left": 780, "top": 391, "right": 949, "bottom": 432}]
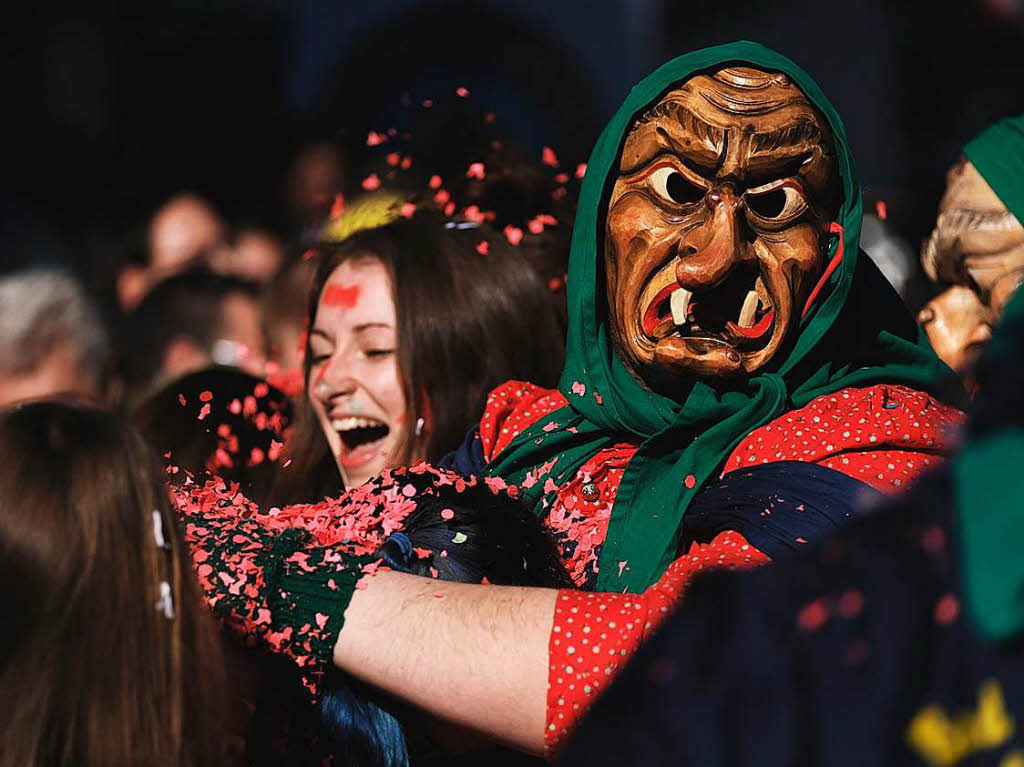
[
  {"left": 268, "top": 213, "right": 566, "bottom": 504},
  {"left": 0, "top": 402, "right": 227, "bottom": 766}
]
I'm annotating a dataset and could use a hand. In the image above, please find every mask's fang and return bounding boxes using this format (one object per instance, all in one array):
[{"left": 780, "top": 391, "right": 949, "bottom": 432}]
[
  {"left": 670, "top": 288, "right": 692, "bottom": 326},
  {"left": 738, "top": 290, "right": 759, "bottom": 328}
]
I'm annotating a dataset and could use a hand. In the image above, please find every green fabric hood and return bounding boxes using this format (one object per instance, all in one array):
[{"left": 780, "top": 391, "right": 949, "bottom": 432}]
[
  {"left": 964, "top": 114, "right": 1024, "bottom": 223},
  {"left": 488, "top": 41, "right": 956, "bottom": 592}
]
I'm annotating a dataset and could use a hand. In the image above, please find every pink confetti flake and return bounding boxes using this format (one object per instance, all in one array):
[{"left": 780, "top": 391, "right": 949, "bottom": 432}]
[
  {"left": 456, "top": 86, "right": 469, "bottom": 98},
  {"left": 428, "top": 174, "right": 443, "bottom": 189},
  {"left": 684, "top": 474, "right": 696, "bottom": 489},
  {"left": 254, "top": 382, "right": 269, "bottom": 398},
  {"left": 386, "top": 152, "right": 401, "bottom": 167},
  {"left": 837, "top": 589, "right": 864, "bottom": 618},
  {"left": 593, "top": 391, "right": 603, "bottom": 405},
  {"left": 228, "top": 398, "right": 242, "bottom": 414},
  {"left": 330, "top": 193, "right": 345, "bottom": 218},
  {"left": 875, "top": 200, "right": 888, "bottom": 220},
  {"left": 571, "top": 381, "right": 586, "bottom": 397},
  {"left": 795, "top": 537, "right": 808, "bottom": 544},
  {"left": 617, "top": 560, "right": 628, "bottom": 577},
  {"left": 484, "top": 112, "right": 495, "bottom": 124},
  {"left": 433, "top": 189, "right": 451, "bottom": 206},
  {"left": 400, "top": 202, "right": 417, "bottom": 218},
  {"left": 444, "top": 202, "right": 456, "bottom": 216},
  {"left": 301, "top": 248, "right": 317, "bottom": 261},
  {"left": 575, "top": 163, "right": 587, "bottom": 179},
  {"left": 268, "top": 440, "right": 283, "bottom": 461},
  {"left": 361, "top": 174, "right": 381, "bottom": 191},
  {"left": 542, "top": 146, "right": 559, "bottom": 167},
  {"left": 429, "top": 567, "right": 439, "bottom": 579},
  {"left": 504, "top": 225, "right": 524, "bottom": 246},
  {"left": 413, "top": 546, "right": 432, "bottom": 558},
  {"left": 198, "top": 403, "right": 211, "bottom": 421},
  {"left": 315, "top": 612, "right": 330, "bottom": 629},
  {"left": 548, "top": 276, "right": 563, "bottom": 292},
  {"left": 463, "top": 205, "right": 484, "bottom": 223},
  {"left": 440, "top": 508, "right": 455, "bottom": 520},
  {"left": 935, "top": 593, "right": 959, "bottom": 625},
  {"left": 400, "top": 156, "right": 412, "bottom": 170},
  {"left": 402, "top": 483, "right": 417, "bottom": 497},
  {"left": 552, "top": 187, "right": 568, "bottom": 201},
  {"left": 797, "top": 598, "right": 829, "bottom": 632},
  {"left": 249, "top": 447, "right": 265, "bottom": 466},
  {"left": 199, "top": 390, "right": 213, "bottom": 402},
  {"left": 422, "top": 99, "right": 433, "bottom": 108},
  {"left": 466, "top": 162, "right": 486, "bottom": 180},
  {"left": 528, "top": 218, "right": 545, "bottom": 234},
  {"left": 178, "top": 393, "right": 187, "bottom": 406},
  {"left": 366, "top": 131, "right": 386, "bottom": 146},
  {"left": 554, "top": 172, "right": 569, "bottom": 184},
  {"left": 476, "top": 240, "right": 490, "bottom": 255}
]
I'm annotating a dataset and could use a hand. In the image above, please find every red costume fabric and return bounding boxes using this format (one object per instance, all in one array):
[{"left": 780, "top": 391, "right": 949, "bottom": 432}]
[{"left": 476, "top": 379, "right": 964, "bottom": 754}]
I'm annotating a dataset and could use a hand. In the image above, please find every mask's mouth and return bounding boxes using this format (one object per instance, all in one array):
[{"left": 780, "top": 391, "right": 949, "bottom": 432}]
[{"left": 639, "top": 261, "right": 775, "bottom": 352}]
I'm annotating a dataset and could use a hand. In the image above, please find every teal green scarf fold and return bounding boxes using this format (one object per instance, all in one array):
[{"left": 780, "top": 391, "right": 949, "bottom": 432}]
[
  {"left": 964, "top": 114, "right": 1024, "bottom": 222},
  {"left": 488, "top": 41, "right": 955, "bottom": 592}
]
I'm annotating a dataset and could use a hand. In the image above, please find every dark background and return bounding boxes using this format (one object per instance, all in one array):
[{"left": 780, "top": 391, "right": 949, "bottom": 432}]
[{"left": 4, "top": 0, "right": 1024, "bottom": 274}]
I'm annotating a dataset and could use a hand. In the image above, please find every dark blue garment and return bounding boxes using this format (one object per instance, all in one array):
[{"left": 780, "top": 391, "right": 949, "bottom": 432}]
[
  {"left": 558, "top": 468, "right": 1024, "bottom": 767},
  {"left": 437, "top": 425, "right": 486, "bottom": 477}
]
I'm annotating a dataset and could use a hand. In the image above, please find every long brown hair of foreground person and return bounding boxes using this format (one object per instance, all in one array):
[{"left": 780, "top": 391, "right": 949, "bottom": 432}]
[
  {"left": 0, "top": 402, "right": 227, "bottom": 767},
  {"left": 269, "top": 214, "right": 565, "bottom": 503}
]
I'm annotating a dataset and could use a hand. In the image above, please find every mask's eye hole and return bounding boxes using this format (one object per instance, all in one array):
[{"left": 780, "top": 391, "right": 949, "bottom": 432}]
[
  {"left": 648, "top": 166, "right": 704, "bottom": 206},
  {"left": 745, "top": 182, "right": 807, "bottom": 222}
]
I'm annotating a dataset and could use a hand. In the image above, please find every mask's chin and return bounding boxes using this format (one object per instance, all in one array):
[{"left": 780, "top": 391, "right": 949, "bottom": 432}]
[{"left": 631, "top": 260, "right": 786, "bottom": 379}]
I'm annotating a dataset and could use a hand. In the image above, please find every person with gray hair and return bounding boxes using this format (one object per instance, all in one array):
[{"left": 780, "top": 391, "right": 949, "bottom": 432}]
[{"left": 0, "top": 267, "right": 112, "bottom": 408}]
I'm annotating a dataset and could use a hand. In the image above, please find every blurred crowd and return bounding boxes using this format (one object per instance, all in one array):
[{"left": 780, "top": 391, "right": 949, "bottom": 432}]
[{"left": 4, "top": 32, "right": 1024, "bottom": 767}]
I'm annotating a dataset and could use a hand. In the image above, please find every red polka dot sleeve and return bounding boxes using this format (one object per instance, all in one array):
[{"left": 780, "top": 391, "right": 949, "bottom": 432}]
[
  {"left": 545, "top": 531, "right": 768, "bottom": 756},
  {"left": 477, "top": 380, "right": 568, "bottom": 461}
]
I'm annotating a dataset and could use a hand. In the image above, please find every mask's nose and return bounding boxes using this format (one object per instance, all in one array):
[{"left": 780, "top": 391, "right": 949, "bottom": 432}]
[{"left": 675, "top": 187, "right": 746, "bottom": 291}]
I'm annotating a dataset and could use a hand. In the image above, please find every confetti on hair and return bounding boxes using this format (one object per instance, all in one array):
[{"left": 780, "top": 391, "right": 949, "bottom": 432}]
[
  {"left": 229, "top": 398, "right": 242, "bottom": 415},
  {"left": 504, "top": 225, "right": 524, "bottom": 246},
  {"left": 400, "top": 156, "right": 412, "bottom": 170},
  {"left": 484, "top": 112, "right": 495, "bottom": 124},
  {"left": 440, "top": 508, "right": 455, "bottom": 520},
  {"left": 463, "top": 205, "right": 484, "bottom": 223},
  {"left": 456, "top": 86, "right": 469, "bottom": 98},
  {"left": 444, "top": 202, "right": 455, "bottom": 216},
  {"left": 476, "top": 240, "right": 490, "bottom": 256},
  {"left": 466, "top": 162, "right": 485, "bottom": 180},
  {"left": 400, "top": 202, "right": 416, "bottom": 218},
  {"left": 875, "top": 200, "right": 888, "bottom": 220},
  {"left": 199, "top": 390, "right": 214, "bottom": 402},
  {"left": 554, "top": 173, "right": 569, "bottom": 184},
  {"left": 301, "top": 248, "right": 318, "bottom": 262},
  {"left": 428, "top": 175, "right": 443, "bottom": 189},
  {"left": 433, "top": 189, "right": 450, "bottom": 206},
  {"left": 178, "top": 393, "right": 187, "bottom": 406},
  {"left": 452, "top": 532, "right": 468, "bottom": 544},
  {"left": 575, "top": 163, "right": 587, "bottom": 179},
  {"left": 198, "top": 403, "right": 211, "bottom": 421},
  {"left": 361, "top": 174, "right": 381, "bottom": 191},
  {"left": 386, "top": 152, "right": 401, "bottom": 167},
  {"left": 548, "top": 276, "right": 564, "bottom": 292},
  {"left": 366, "top": 131, "right": 386, "bottom": 146},
  {"left": 542, "top": 146, "right": 559, "bottom": 167},
  {"left": 329, "top": 193, "right": 346, "bottom": 219},
  {"left": 249, "top": 448, "right": 265, "bottom": 466}
]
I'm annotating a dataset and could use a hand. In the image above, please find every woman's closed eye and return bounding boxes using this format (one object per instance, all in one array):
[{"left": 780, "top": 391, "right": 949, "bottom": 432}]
[{"left": 362, "top": 348, "right": 395, "bottom": 359}]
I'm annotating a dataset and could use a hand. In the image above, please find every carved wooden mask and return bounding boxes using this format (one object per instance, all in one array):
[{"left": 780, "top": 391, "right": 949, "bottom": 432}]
[
  {"left": 605, "top": 66, "right": 839, "bottom": 385},
  {"left": 919, "top": 158, "right": 1024, "bottom": 377}
]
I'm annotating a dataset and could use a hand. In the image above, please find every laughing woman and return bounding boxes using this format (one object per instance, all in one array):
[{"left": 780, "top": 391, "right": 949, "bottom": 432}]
[{"left": 267, "top": 214, "right": 564, "bottom": 504}]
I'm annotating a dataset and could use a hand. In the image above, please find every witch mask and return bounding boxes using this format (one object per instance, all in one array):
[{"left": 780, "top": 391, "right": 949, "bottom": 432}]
[
  {"left": 605, "top": 65, "right": 840, "bottom": 383},
  {"left": 918, "top": 158, "right": 1024, "bottom": 376}
]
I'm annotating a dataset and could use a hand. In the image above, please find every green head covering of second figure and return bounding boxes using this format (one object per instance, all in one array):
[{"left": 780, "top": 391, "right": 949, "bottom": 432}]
[{"left": 487, "top": 41, "right": 956, "bottom": 592}]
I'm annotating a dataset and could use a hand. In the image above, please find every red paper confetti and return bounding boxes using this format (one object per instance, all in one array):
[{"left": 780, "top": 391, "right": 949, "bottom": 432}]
[
  {"left": 301, "top": 248, "right": 318, "bottom": 261},
  {"left": 433, "top": 189, "right": 451, "bottom": 205},
  {"left": 228, "top": 398, "right": 242, "bottom": 415},
  {"left": 554, "top": 172, "right": 569, "bottom": 184},
  {"left": 199, "top": 390, "right": 213, "bottom": 402},
  {"left": 249, "top": 447, "right": 265, "bottom": 465},
  {"left": 178, "top": 394, "right": 187, "bottom": 406},
  {"left": 456, "top": 86, "right": 469, "bottom": 98},
  {"left": 386, "top": 152, "right": 401, "bottom": 166},
  {"left": 323, "top": 284, "right": 361, "bottom": 308},
  {"left": 504, "top": 225, "right": 524, "bottom": 246},
  {"left": 542, "top": 146, "right": 559, "bottom": 167},
  {"left": 466, "top": 162, "right": 485, "bottom": 180},
  {"left": 253, "top": 382, "right": 269, "bottom": 398},
  {"left": 366, "top": 131, "right": 386, "bottom": 146},
  {"left": 797, "top": 598, "right": 829, "bottom": 632},
  {"left": 361, "top": 174, "right": 381, "bottom": 191},
  {"left": 400, "top": 202, "right": 416, "bottom": 218},
  {"left": 428, "top": 174, "right": 443, "bottom": 189},
  {"left": 463, "top": 205, "right": 484, "bottom": 223},
  {"left": 444, "top": 202, "right": 456, "bottom": 216},
  {"left": 875, "top": 200, "right": 888, "bottom": 220},
  {"left": 476, "top": 241, "right": 490, "bottom": 255},
  {"left": 400, "top": 156, "right": 412, "bottom": 170},
  {"left": 528, "top": 218, "right": 545, "bottom": 234},
  {"left": 575, "top": 163, "right": 587, "bottom": 179},
  {"left": 268, "top": 440, "right": 283, "bottom": 461},
  {"left": 684, "top": 474, "right": 696, "bottom": 489},
  {"left": 198, "top": 403, "right": 211, "bottom": 421},
  {"left": 329, "top": 193, "right": 345, "bottom": 218},
  {"left": 935, "top": 593, "right": 960, "bottom": 625},
  {"left": 484, "top": 112, "right": 495, "bottom": 124},
  {"left": 548, "top": 276, "right": 563, "bottom": 292},
  {"left": 440, "top": 508, "right": 455, "bottom": 520},
  {"left": 422, "top": 99, "right": 433, "bottom": 108}
]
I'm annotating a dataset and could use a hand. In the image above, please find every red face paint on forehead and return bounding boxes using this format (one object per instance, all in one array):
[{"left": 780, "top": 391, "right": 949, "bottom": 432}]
[{"left": 323, "top": 283, "right": 361, "bottom": 308}]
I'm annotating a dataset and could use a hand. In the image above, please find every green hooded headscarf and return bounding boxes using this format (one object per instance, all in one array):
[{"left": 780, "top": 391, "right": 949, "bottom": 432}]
[{"left": 488, "top": 41, "right": 956, "bottom": 592}]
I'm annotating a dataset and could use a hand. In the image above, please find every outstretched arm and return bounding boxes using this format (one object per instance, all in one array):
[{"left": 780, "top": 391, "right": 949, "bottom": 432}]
[{"left": 335, "top": 570, "right": 557, "bottom": 755}]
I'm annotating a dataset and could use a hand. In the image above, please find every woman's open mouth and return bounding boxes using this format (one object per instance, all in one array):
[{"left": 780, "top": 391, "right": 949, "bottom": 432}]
[
  {"left": 331, "top": 416, "right": 391, "bottom": 467},
  {"left": 640, "top": 264, "right": 775, "bottom": 351}
]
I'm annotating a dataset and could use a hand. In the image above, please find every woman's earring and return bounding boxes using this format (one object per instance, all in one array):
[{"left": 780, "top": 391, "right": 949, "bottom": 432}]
[{"left": 415, "top": 417, "right": 424, "bottom": 437}]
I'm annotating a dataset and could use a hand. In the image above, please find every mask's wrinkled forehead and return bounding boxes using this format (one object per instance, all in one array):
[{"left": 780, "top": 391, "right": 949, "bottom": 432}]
[{"left": 619, "top": 66, "right": 836, "bottom": 202}]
